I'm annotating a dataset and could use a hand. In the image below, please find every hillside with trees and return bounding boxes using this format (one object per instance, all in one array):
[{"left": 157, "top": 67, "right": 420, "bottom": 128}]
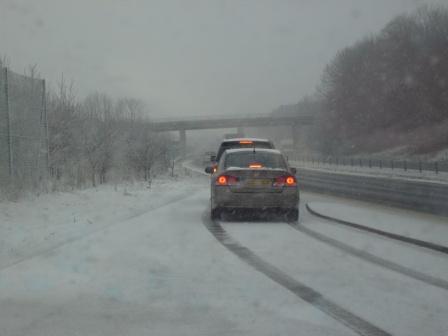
[{"left": 278, "top": 6, "right": 448, "bottom": 157}]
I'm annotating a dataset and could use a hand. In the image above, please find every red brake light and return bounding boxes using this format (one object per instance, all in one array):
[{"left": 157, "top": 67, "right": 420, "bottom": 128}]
[
  {"left": 216, "top": 175, "right": 238, "bottom": 186},
  {"left": 274, "top": 175, "right": 297, "bottom": 187},
  {"left": 249, "top": 163, "right": 263, "bottom": 169},
  {"left": 239, "top": 140, "right": 253, "bottom": 144},
  {"left": 217, "top": 176, "right": 227, "bottom": 185},
  {"left": 286, "top": 176, "right": 295, "bottom": 185}
]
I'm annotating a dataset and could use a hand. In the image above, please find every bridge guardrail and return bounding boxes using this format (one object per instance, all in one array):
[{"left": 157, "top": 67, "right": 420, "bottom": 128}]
[
  {"left": 296, "top": 168, "right": 448, "bottom": 217},
  {"left": 149, "top": 114, "right": 314, "bottom": 131},
  {"left": 150, "top": 113, "right": 273, "bottom": 123}
]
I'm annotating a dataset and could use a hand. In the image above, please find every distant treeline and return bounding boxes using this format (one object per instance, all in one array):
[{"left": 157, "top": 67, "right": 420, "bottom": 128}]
[{"left": 281, "top": 6, "right": 448, "bottom": 156}]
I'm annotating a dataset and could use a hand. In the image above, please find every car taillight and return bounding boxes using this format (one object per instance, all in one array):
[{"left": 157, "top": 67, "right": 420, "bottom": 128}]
[
  {"left": 217, "top": 176, "right": 227, "bottom": 185},
  {"left": 273, "top": 175, "right": 297, "bottom": 187},
  {"left": 216, "top": 175, "right": 238, "bottom": 186},
  {"left": 286, "top": 176, "right": 296, "bottom": 185}
]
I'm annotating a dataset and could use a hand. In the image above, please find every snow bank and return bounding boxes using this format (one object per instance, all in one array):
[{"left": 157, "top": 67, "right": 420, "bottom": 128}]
[{"left": 0, "top": 175, "right": 205, "bottom": 270}]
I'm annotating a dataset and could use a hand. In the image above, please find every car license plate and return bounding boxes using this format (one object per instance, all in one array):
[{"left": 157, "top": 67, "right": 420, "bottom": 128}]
[{"left": 246, "top": 178, "right": 272, "bottom": 187}]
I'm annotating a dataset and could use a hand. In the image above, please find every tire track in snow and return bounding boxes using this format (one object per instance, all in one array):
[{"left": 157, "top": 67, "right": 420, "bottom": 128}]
[
  {"left": 202, "top": 212, "right": 391, "bottom": 336},
  {"left": 306, "top": 203, "right": 448, "bottom": 255},
  {"left": 287, "top": 222, "right": 448, "bottom": 291}
]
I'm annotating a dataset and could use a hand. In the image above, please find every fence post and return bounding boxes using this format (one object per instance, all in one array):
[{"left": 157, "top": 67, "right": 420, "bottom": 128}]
[
  {"left": 391, "top": 160, "right": 394, "bottom": 170},
  {"left": 350, "top": 158, "right": 353, "bottom": 167},
  {"left": 404, "top": 161, "right": 407, "bottom": 171},
  {"left": 368, "top": 159, "right": 372, "bottom": 168},
  {"left": 419, "top": 161, "right": 422, "bottom": 173},
  {"left": 359, "top": 158, "right": 362, "bottom": 167},
  {"left": 379, "top": 160, "right": 382, "bottom": 169},
  {"left": 435, "top": 162, "right": 439, "bottom": 174},
  {"left": 3, "top": 67, "right": 13, "bottom": 177},
  {"left": 42, "top": 79, "right": 50, "bottom": 179}
]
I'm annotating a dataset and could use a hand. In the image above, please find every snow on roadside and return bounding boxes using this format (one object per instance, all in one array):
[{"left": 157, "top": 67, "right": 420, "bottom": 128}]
[
  {"left": 0, "top": 189, "right": 356, "bottom": 336},
  {"left": 307, "top": 200, "right": 448, "bottom": 246},
  {"left": 0, "top": 174, "right": 206, "bottom": 270},
  {"left": 182, "top": 159, "right": 209, "bottom": 176}
]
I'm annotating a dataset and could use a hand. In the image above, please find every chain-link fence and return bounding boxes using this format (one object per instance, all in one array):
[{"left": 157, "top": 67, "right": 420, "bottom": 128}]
[{"left": 0, "top": 66, "right": 48, "bottom": 192}]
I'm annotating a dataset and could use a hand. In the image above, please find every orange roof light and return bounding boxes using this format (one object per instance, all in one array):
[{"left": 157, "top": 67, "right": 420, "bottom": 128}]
[
  {"left": 239, "top": 140, "right": 253, "bottom": 144},
  {"left": 249, "top": 163, "right": 263, "bottom": 169}
]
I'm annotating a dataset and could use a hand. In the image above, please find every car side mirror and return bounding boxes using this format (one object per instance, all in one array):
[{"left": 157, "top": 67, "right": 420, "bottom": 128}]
[
  {"left": 210, "top": 155, "right": 216, "bottom": 162},
  {"left": 290, "top": 167, "right": 297, "bottom": 175},
  {"left": 205, "top": 166, "right": 213, "bottom": 174}
]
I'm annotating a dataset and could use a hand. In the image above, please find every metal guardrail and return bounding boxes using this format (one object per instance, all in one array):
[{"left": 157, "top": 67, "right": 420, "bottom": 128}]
[
  {"left": 297, "top": 168, "right": 448, "bottom": 217},
  {"left": 182, "top": 159, "right": 448, "bottom": 217},
  {"left": 289, "top": 155, "right": 448, "bottom": 174}
]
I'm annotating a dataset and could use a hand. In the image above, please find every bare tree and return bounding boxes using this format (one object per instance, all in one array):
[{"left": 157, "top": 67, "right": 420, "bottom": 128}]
[
  {"left": 47, "top": 75, "right": 81, "bottom": 185},
  {"left": 80, "top": 93, "right": 117, "bottom": 186},
  {"left": 46, "top": 82, "right": 173, "bottom": 188}
]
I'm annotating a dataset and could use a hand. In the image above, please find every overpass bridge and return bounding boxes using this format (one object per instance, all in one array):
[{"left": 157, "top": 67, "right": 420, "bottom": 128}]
[{"left": 148, "top": 113, "right": 314, "bottom": 156}]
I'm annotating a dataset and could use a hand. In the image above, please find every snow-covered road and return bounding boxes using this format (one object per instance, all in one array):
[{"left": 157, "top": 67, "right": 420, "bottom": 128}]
[{"left": 1, "top": 174, "right": 447, "bottom": 336}]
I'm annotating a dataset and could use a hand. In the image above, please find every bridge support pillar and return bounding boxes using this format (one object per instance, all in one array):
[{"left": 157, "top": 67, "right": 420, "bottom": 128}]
[
  {"left": 179, "top": 129, "right": 186, "bottom": 158},
  {"left": 292, "top": 124, "right": 300, "bottom": 149},
  {"left": 237, "top": 126, "right": 244, "bottom": 136}
]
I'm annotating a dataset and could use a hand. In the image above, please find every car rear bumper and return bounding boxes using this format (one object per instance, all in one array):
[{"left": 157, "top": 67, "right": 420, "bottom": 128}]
[{"left": 212, "top": 186, "right": 299, "bottom": 209}]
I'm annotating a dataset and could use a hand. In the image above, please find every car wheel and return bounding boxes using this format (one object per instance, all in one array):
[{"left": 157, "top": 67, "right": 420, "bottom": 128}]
[
  {"left": 211, "top": 208, "right": 221, "bottom": 220},
  {"left": 285, "top": 208, "right": 299, "bottom": 222}
]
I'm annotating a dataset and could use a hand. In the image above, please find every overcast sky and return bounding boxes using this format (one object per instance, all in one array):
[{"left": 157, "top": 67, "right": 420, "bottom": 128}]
[{"left": 0, "top": 0, "right": 445, "bottom": 117}]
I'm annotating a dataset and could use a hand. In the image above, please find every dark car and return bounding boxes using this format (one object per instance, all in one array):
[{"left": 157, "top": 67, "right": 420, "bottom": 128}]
[
  {"left": 208, "top": 148, "right": 299, "bottom": 221},
  {"left": 215, "top": 138, "right": 275, "bottom": 162},
  {"left": 207, "top": 138, "right": 275, "bottom": 173}
]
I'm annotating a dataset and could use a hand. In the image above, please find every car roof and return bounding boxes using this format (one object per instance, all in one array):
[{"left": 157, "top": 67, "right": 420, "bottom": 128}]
[
  {"left": 221, "top": 138, "right": 271, "bottom": 144},
  {"left": 224, "top": 148, "right": 282, "bottom": 155}
]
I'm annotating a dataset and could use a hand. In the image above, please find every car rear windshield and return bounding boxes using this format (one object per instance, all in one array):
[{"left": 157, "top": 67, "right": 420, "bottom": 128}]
[
  {"left": 224, "top": 152, "right": 286, "bottom": 170},
  {"left": 217, "top": 141, "right": 273, "bottom": 161}
]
